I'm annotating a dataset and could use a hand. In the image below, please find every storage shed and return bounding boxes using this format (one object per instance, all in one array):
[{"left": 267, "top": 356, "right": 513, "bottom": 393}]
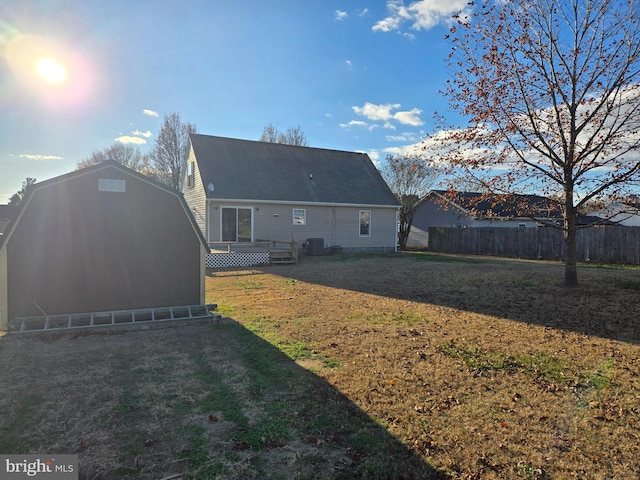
[{"left": 0, "top": 161, "right": 209, "bottom": 330}]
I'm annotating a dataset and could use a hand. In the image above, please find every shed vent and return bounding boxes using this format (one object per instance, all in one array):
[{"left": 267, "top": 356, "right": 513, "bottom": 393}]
[{"left": 99, "top": 178, "right": 126, "bottom": 192}]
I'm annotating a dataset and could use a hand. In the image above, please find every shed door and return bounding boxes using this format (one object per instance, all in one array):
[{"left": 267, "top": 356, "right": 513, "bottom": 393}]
[{"left": 221, "top": 207, "right": 252, "bottom": 242}]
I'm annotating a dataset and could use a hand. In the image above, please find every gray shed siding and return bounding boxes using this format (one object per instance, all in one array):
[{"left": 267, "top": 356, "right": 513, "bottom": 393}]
[{"left": 0, "top": 162, "right": 208, "bottom": 330}]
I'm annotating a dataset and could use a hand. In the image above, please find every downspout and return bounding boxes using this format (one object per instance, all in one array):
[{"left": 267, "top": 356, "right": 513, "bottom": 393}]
[{"left": 206, "top": 200, "right": 210, "bottom": 244}]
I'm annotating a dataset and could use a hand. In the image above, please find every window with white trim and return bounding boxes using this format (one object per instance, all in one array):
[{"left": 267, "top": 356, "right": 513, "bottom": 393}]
[
  {"left": 359, "top": 210, "right": 371, "bottom": 237},
  {"left": 186, "top": 162, "right": 194, "bottom": 188},
  {"left": 293, "top": 208, "right": 306, "bottom": 225}
]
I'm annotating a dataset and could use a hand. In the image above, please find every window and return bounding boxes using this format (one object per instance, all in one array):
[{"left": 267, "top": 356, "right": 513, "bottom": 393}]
[
  {"left": 186, "top": 162, "right": 194, "bottom": 188},
  {"left": 221, "top": 207, "right": 252, "bottom": 242},
  {"left": 359, "top": 210, "right": 371, "bottom": 237},
  {"left": 293, "top": 208, "right": 306, "bottom": 225}
]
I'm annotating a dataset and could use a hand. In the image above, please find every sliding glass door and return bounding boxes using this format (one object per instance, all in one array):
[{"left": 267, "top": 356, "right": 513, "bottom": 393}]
[{"left": 221, "top": 207, "right": 252, "bottom": 242}]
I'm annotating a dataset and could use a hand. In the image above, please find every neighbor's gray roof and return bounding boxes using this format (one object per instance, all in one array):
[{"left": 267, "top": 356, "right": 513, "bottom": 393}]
[{"left": 190, "top": 134, "right": 400, "bottom": 207}]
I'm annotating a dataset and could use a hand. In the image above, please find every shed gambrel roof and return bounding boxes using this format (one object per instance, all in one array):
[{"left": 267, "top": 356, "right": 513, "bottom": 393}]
[
  {"left": 0, "top": 160, "right": 209, "bottom": 251},
  {"left": 189, "top": 134, "right": 400, "bottom": 207}
]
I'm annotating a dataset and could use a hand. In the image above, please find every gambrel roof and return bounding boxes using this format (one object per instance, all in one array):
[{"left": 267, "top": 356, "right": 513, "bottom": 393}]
[
  {"left": 0, "top": 160, "right": 208, "bottom": 250},
  {"left": 189, "top": 134, "right": 400, "bottom": 207}
]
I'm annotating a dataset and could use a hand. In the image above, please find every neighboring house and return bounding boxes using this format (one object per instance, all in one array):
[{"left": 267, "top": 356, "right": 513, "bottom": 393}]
[
  {"left": 0, "top": 161, "right": 209, "bottom": 330},
  {"left": 407, "top": 190, "right": 565, "bottom": 249},
  {"left": 183, "top": 134, "right": 400, "bottom": 253},
  {"left": 407, "top": 190, "right": 610, "bottom": 249},
  {"left": 590, "top": 202, "right": 640, "bottom": 226}
]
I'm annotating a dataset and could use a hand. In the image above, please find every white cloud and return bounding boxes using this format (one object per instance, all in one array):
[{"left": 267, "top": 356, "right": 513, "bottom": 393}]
[
  {"left": 12, "top": 153, "right": 63, "bottom": 161},
  {"left": 116, "top": 135, "right": 147, "bottom": 145},
  {"left": 142, "top": 109, "right": 159, "bottom": 117},
  {"left": 132, "top": 129, "right": 152, "bottom": 138},
  {"left": 335, "top": 10, "right": 348, "bottom": 21},
  {"left": 386, "top": 132, "right": 420, "bottom": 142},
  {"left": 339, "top": 120, "right": 380, "bottom": 132},
  {"left": 345, "top": 60, "right": 353, "bottom": 70},
  {"left": 394, "top": 108, "right": 424, "bottom": 126},
  {"left": 353, "top": 102, "right": 400, "bottom": 122},
  {"left": 351, "top": 102, "right": 424, "bottom": 128},
  {"left": 373, "top": 0, "right": 471, "bottom": 33},
  {"left": 383, "top": 143, "right": 425, "bottom": 156},
  {"left": 358, "top": 8, "right": 369, "bottom": 17},
  {"left": 366, "top": 149, "right": 381, "bottom": 162}
]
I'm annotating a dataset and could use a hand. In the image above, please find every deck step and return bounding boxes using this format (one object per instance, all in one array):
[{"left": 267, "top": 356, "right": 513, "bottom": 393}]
[
  {"left": 9, "top": 304, "right": 221, "bottom": 333},
  {"left": 270, "top": 251, "right": 296, "bottom": 264}
]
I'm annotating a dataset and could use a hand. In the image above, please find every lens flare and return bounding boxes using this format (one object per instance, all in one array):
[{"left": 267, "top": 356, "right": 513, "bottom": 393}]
[
  {"left": 37, "top": 57, "right": 67, "bottom": 84},
  {"left": 4, "top": 32, "right": 94, "bottom": 108}
]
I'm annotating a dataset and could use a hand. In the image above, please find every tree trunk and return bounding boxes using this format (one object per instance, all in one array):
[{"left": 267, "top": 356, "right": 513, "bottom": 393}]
[
  {"left": 398, "top": 222, "right": 409, "bottom": 250},
  {"left": 563, "top": 189, "right": 578, "bottom": 286}
]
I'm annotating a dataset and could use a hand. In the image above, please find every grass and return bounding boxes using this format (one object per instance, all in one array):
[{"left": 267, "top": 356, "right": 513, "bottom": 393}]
[
  {"left": 206, "top": 253, "right": 640, "bottom": 479},
  {"left": 0, "top": 392, "right": 44, "bottom": 452},
  {"left": 620, "top": 280, "right": 640, "bottom": 290},
  {"left": 1, "top": 253, "right": 639, "bottom": 479}
]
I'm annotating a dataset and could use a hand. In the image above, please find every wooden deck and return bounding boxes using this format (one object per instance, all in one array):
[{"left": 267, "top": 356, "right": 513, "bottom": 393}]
[{"left": 207, "top": 237, "right": 298, "bottom": 266}]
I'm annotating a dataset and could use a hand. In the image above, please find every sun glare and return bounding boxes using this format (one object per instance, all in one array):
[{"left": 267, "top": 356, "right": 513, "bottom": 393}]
[
  {"left": 5, "top": 32, "right": 94, "bottom": 107},
  {"left": 36, "top": 57, "right": 67, "bottom": 84}
]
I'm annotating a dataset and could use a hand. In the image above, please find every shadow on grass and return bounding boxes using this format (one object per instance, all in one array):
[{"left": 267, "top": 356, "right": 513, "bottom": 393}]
[
  {"left": 250, "top": 252, "right": 640, "bottom": 344},
  {"left": 0, "top": 319, "right": 445, "bottom": 479}
]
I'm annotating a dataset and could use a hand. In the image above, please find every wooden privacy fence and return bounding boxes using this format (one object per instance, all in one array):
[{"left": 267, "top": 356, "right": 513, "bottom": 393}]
[{"left": 427, "top": 226, "right": 640, "bottom": 264}]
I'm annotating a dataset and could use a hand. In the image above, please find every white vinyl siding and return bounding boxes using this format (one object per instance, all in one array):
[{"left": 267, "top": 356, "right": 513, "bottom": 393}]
[
  {"left": 182, "top": 146, "right": 207, "bottom": 239},
  {"left": 207, "top": 202, "right": 397, "bottom": 251}
]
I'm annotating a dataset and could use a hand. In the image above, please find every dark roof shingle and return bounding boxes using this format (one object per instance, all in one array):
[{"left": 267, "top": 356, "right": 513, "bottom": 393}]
[{"left": 190, "top": 134, "right": 399, "bottom": 206}]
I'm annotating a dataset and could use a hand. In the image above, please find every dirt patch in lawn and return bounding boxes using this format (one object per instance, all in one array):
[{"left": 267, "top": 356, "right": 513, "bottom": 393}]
[
  {"left": 1, "top": 252, "right": 639, "bottom": 479},
  {"left": 207, "top": 252, "right": 640, "bottom": 479}
]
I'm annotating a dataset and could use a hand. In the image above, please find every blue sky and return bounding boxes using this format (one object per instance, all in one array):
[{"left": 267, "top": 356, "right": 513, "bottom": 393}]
[{"left": 0, "top": 0, "right": 470, "bottom": 203}]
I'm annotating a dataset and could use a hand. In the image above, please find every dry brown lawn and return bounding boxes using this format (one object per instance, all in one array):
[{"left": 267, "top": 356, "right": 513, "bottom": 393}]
[
  {"left": 0, "top": 252, "right": 638, "bottom": 479},
  {"left": 208, "top": 252, "right": 640, "bottom": 479}
]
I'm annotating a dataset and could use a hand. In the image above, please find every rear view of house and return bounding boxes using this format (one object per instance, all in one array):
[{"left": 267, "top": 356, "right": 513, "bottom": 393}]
[
  {"left": 183, "top": 134, "right": 400, "bottom": 254},
  {"left": 0, "top": 161, "right": 209, "bottom": 330}
]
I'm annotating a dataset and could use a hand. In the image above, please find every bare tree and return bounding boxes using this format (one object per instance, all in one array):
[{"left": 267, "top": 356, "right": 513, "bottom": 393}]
[
  {"left": 430, "top": 0, "right": 640, "bottom": 285},
  {"left": 149, "top": 112, "right": 197, "bottom": 190},
  {"left": 380, "top": 154, "right": 436, "bottom": 250},
  {"left": 259, "top": 123, "right": 309, "bottom": 146},
  {"left": 77, "top": 143, "right": 148, "bottom": 171}
]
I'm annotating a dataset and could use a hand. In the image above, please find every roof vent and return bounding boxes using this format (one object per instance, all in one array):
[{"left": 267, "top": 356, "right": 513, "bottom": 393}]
[{"left": 98, "top": 178, "right": 125, "bottom": 192}]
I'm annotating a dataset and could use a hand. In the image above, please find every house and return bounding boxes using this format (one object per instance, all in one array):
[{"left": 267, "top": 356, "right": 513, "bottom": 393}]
[
  {"left": 406, "top": 190, "right": 565, "bottom": 249},
  {"left": 407, "top": 190, "right": 613, "bottom": 249},
  {"left": 590, "top": 202, "right": 640, "bottom": 226},
  {"left": 0, "top": 161, "right": 209, "bottom": 331},
  {"left": 183, "top": 134, "right": 400, "bottom": 255}
]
